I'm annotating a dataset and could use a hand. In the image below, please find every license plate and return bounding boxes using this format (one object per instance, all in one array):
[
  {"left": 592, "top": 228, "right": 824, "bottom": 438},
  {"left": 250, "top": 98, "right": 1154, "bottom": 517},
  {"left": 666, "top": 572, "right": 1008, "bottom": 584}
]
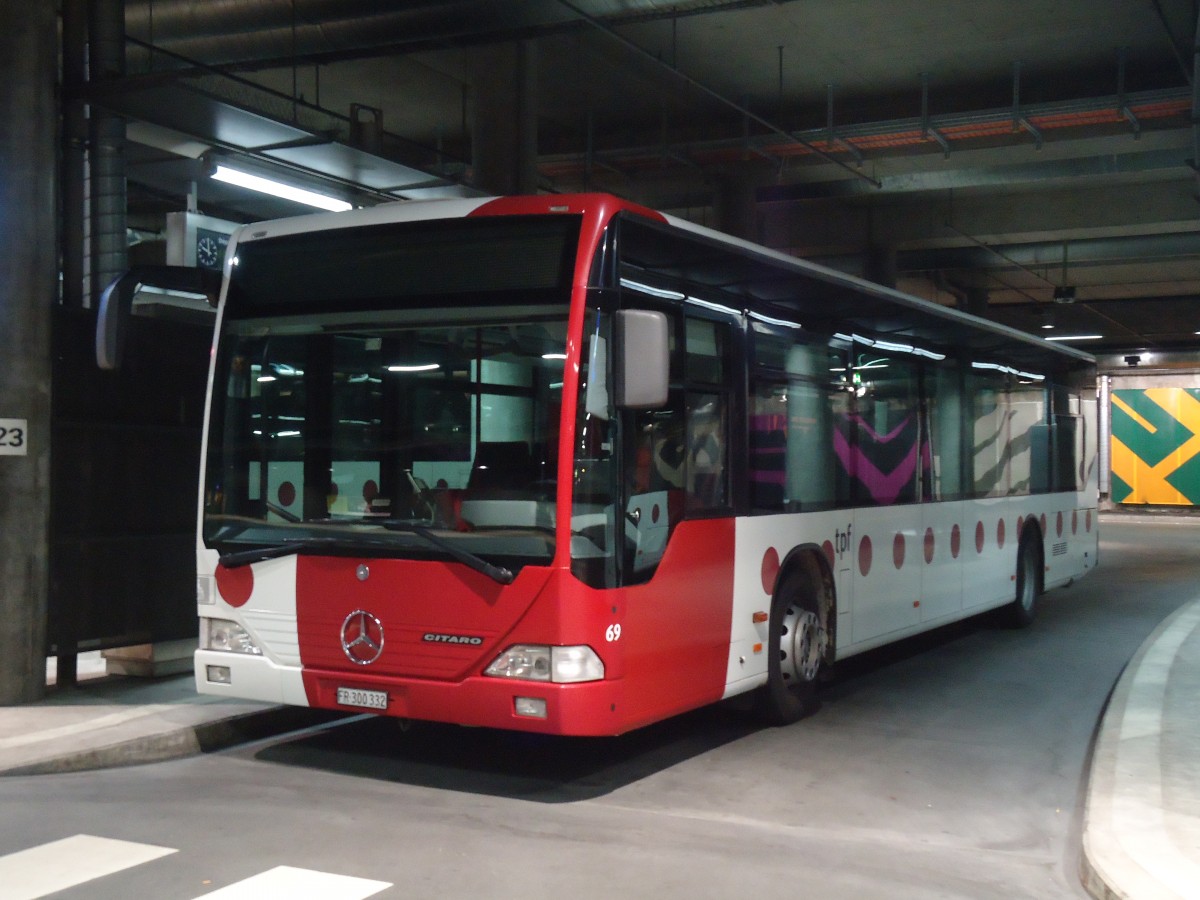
[{"left": 336, "top": 687, "right": 388, "bottom": 710}]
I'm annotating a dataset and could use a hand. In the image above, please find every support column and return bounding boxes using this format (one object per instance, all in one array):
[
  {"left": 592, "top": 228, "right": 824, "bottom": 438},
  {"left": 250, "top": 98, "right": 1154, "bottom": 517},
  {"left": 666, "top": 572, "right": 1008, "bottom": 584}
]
[
  {"left": 470, "top": 41, "right": 538, "bottom": 195},
  {"left": 0, "top": 0, "right": 56, "bottom": 703},
  {"left": 88, "top": 0, "right": 128, "bottom": 304}
]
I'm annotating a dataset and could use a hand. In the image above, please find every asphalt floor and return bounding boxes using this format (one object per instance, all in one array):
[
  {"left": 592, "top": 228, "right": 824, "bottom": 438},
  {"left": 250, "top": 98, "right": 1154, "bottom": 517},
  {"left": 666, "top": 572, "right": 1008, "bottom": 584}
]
[{"left": 2, "top": 578, "right": 1198, "bottom": 899}]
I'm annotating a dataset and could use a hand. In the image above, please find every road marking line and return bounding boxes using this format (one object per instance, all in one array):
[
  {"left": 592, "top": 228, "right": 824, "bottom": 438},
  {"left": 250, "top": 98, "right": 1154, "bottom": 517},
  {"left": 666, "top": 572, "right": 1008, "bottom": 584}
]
[
  {"left": 0, "top": 834, "right": 176, "bottom": 899},
  {"left": 193, "top": 865, "right": 391, "bottom": 899}
]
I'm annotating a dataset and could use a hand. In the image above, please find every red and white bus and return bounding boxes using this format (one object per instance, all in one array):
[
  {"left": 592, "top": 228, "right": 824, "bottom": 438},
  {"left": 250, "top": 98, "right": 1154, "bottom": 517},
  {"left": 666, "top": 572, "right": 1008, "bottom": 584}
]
[{"left": 193, "top": 193, "right": 1098, "bottom": 735}]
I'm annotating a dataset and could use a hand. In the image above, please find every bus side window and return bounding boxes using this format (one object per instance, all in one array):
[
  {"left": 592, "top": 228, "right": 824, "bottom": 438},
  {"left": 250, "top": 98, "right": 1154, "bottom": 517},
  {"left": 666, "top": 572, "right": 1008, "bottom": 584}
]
[
  {"left": 686, "top": 392, "right": 726, "bottom": 510},
  {"left": 851, "top": 352, "right": 920, "bottom": 506},
  {"left": 925, "top": 360, "right": 965, "bottom": 502}
]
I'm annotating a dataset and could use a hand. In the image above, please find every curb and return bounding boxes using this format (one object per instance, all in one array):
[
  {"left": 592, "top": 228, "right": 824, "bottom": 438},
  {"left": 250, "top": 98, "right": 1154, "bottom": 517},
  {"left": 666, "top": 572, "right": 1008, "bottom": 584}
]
[
  {"left": 1080, "top": 599, "right": 1200, "bottom": 900},
  {"left": 0, "top": 706, "right": 343, "bottom": 777}
]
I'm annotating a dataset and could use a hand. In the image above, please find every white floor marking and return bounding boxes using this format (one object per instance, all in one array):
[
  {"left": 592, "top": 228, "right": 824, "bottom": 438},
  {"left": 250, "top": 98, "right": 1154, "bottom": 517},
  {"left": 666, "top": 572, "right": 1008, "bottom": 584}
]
[
  {"left": 0, "top": 834, "right": 177, "bottom": 900},
  {"left": 193, "top": 865, "right": 392, "bottom": 899}
]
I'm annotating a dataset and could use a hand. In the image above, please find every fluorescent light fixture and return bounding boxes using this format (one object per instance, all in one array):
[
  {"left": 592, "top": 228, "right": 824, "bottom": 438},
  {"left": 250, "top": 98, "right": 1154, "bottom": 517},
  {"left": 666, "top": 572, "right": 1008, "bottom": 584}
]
[
  {"left": 685, "top": 295, "right": 741, "bottom": 317},
  {"left": 1044, "top": 334, "right": 1103, "bottom": 342},
  {"left": 211, "top": 165, "right": 352, "bottom": 212},
  {"left": 387, "top": 363, "right": 440, "bottom": 372},
  {"left": 542, "top": 352, "right": 567, "bottom": 360},
  {"left": 972, "top": 361, "right": 1045, "bottom": 382},
  {"left": 749, "top": 311, "right": 803, "bottom": 330},
  {"left": 834, "top": 332, "right": 946, "bottom": 361},
  {"left": 619, "top": 278, "right": 685, "bottom": 301}
]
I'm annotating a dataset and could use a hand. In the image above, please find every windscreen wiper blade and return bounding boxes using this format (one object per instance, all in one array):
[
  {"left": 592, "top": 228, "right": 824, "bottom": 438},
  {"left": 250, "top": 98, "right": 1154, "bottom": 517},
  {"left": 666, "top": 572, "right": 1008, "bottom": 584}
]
[
  {"left": 218, "top": 536, "right": 351, "bottom": 569},
  {"left": 381, "top": 521, "right": 515, "bottom": 585},
  {"left": 219, "top": 534, "right": 408, "bottom": 568}
]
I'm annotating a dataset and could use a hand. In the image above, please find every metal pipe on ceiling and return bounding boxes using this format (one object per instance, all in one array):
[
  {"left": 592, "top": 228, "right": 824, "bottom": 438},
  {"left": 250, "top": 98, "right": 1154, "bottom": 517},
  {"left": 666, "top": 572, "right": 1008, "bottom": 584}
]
[
  {"left": 123, "top": 0, "right": 781, "bottom": 64},
  {"left": 122, "top": 0, "right": 637, "bottom": 67},
  {"left": 555, "top": 0, "right": 883, "bottom": 189}
]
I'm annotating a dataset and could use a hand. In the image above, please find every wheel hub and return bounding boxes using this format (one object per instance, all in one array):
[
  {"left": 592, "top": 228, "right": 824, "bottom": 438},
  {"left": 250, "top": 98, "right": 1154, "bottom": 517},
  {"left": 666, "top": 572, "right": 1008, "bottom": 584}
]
[{"left": 783, "top": 607, "right": 824, "bottom": 683}]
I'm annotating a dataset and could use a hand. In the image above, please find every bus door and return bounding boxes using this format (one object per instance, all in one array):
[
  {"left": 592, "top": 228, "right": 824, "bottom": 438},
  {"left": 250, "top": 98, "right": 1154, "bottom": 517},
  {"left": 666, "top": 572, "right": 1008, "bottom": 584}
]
[
  {"left": 847, "top": 348, "right": 922, "bottom": 641},
  {"left": 919, "top": 359, "right": 966, "bottom": 622}
]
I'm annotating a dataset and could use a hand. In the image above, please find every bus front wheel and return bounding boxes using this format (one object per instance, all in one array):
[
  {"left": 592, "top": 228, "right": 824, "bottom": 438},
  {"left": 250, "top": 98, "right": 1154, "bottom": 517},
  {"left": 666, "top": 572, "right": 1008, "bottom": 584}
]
[{"left": 757, "top": 566, "right": 826, "bottom": 726}]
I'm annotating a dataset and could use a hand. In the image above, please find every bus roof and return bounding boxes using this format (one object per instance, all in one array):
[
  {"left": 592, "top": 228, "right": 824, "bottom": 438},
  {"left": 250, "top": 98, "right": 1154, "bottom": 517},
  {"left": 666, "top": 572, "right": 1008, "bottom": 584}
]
[{"left": 230, "top": 192, "right": 1093, "bottom": 375}]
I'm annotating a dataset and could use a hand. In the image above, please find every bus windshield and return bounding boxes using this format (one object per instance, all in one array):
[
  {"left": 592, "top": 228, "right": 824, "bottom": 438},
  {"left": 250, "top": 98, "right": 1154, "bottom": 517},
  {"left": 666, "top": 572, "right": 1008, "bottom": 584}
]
[{"left": 203, "top": 216, "right": 580, "bottom": 572}]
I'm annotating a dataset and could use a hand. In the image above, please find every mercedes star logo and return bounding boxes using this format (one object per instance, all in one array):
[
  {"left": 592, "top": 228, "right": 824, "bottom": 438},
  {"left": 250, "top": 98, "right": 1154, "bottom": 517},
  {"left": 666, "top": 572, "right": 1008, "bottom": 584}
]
[{"left": 341, "top": 609, "right": 385, "bottom": 665}]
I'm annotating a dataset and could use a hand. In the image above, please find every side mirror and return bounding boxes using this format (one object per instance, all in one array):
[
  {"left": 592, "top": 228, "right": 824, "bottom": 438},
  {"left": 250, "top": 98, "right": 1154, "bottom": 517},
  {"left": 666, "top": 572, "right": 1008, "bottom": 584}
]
[
  {"left": 96, "top": 266, "right": 221, "bottom": 370},
  {"left": 615, "top": 309, "right": 669, "bottom": 409}
]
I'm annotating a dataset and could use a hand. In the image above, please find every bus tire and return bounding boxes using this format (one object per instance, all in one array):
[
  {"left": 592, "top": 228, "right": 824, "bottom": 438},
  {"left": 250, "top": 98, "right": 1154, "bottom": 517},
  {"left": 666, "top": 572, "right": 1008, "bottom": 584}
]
[
  {"left": 756, "top": 565, "right": 826, "bottom": 726},
  {"left": 1008, "top": 529, "right": 1042, "bottom": 628}
]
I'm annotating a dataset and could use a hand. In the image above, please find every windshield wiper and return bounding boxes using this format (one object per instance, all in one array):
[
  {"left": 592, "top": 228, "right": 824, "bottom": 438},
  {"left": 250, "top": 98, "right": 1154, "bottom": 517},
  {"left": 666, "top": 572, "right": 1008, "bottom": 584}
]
[
  {"left": 218, "top": 536, "right": 355, "bottom": 569},
  {"left": 216, "top": 535, "right": 398, "bottom": 571},
  {"left": 381, "top": 520, "right": 515, "bottom": 585}
]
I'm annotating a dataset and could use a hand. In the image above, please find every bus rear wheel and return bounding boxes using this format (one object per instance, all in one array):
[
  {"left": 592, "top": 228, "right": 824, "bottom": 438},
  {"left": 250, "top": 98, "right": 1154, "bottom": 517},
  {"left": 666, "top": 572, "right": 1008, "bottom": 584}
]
[
  {"left": 1007, "top": 530, "right": 1042, "bottom": 628},
  {"left": 756, "top": 566, "right": 826, "bottom": 726}
]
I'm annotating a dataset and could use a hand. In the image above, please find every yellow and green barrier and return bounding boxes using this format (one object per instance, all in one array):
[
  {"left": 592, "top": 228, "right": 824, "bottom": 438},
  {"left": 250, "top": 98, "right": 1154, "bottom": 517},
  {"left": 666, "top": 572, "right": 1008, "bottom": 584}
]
[{"left": 1111, "top": 388, "right": 1200, "bottom": 506}]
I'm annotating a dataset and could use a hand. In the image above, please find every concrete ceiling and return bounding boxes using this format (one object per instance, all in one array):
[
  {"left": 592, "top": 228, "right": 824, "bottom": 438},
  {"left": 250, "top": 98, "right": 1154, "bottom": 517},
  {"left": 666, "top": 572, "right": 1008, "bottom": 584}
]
[{"left": 103, "top": 0, "right": 1200, "bottom": 353}]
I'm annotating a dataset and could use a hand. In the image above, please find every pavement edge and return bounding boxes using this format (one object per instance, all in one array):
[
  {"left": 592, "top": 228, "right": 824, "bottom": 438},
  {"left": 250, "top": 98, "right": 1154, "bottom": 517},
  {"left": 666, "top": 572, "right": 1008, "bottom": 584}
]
[{"left": 1080, "top": 599, "right": 1200, "bottom": 900}]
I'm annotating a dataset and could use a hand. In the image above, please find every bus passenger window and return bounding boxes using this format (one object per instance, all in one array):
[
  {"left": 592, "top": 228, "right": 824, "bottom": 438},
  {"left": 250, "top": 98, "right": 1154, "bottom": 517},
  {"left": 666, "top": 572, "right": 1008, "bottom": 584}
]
[
  {"left": 686, "top": 392, "right": 726, "bottom": 509},
  {"left": 849, "top": 353, "right": 920, "bottom": 506}
]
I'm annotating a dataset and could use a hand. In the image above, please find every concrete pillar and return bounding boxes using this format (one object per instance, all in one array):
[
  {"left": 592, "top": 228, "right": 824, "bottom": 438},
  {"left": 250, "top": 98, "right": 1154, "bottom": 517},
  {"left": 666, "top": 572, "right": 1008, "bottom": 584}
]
[
  {"left": 0, "top": 0, "right": 56, "bottom": 703},
  {"left": 61, "top": 0, "right": 88, "bottom": 310},
  {"left": 88, "top": 0, "right": 128, "bottom": 304},
  {"left": 470, "top": 41, "right": 538, "bottom": 195}
]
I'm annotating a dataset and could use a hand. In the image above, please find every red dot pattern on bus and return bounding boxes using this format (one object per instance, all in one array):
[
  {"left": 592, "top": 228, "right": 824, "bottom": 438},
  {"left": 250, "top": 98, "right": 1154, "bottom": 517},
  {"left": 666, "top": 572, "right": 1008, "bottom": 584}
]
[
  {"left": 760, "top": 546, "right": 780, "bottom": 596},
  {"left": 842, "top": 507, "right": 1087, "bottom": 577},
  {"left": 859, "top": 535, "right": 873, "bottom": 577},
  {"left": 215, "top": 563, "right": 254, "bottom": 608},
  {"left": 828, "top": 506, "right": 1089, "bottom": 579},
  {"left": 277, "top": 481, "right": 296, "bottom": 508}
]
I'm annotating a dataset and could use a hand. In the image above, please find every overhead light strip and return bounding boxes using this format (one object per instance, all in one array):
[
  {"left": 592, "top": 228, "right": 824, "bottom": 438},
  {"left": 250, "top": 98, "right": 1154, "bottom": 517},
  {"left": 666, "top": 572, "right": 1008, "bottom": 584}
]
[{"left": 211, "top": 165, "right": 353, "bottom": 212}]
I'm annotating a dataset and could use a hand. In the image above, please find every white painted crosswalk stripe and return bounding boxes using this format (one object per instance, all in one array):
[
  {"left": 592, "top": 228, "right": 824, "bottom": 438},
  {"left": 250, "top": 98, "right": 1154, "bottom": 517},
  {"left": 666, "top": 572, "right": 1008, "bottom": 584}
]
[
  {"left": 193, "top": 865, "right": 391, "bottom": 899},
  {"left": 0, "top": 833, "right": 177, "bottom": 900}
]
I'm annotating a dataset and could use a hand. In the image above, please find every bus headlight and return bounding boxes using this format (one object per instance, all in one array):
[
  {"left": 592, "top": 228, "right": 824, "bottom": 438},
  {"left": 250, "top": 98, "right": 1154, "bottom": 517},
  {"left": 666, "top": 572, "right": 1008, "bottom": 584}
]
[
  {"left": 201, "top": 618, "right": 263, "bottom": 655},
  {"left": 484, "top": 645, "right": 604, "bottom": 683}
]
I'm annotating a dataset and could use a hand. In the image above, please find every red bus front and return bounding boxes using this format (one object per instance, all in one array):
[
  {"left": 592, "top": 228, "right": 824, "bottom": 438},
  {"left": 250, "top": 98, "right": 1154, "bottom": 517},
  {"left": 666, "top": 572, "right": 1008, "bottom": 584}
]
[{"left": 195, "top": 195, "right": 736, "bottom": 736}]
